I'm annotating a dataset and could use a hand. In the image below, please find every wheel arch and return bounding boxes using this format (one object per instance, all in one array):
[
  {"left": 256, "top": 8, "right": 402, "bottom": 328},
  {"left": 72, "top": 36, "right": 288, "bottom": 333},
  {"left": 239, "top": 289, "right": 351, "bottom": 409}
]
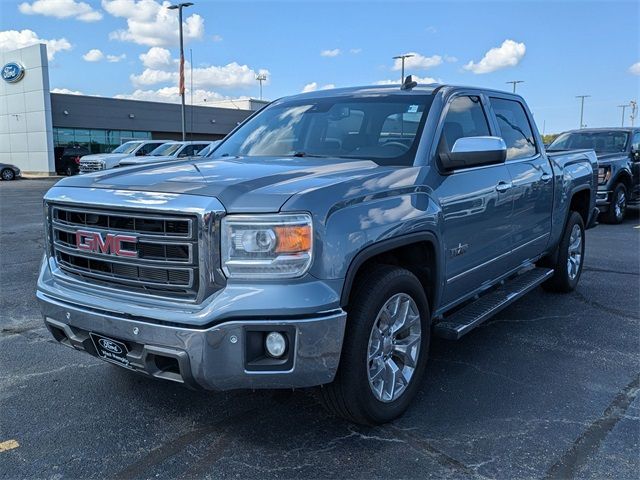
[{"left": 340, "top": 232, "right": 441, "bottom": 312}]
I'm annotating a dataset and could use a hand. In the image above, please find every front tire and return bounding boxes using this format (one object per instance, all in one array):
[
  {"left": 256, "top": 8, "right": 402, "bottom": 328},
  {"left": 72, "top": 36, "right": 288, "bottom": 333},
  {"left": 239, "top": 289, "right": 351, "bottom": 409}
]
[
  {"left": 318, "top": 265, "right": 430, "bottom": 425},
  {"left": 1, "top": 168, "right": 15, "bottom": 181},
  {"left": 603, "top": 183, "right": 627, "bottom": 224},
  {"left": 542, "top": 211, "right": 585, "bottom": 293}
]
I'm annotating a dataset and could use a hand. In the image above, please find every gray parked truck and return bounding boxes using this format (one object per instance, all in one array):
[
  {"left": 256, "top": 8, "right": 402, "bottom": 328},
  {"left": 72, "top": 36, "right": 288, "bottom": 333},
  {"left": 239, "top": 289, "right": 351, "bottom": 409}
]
[
  {"left": 38, "top": 82, "right": 599, "bottom": 424},
  {"left": 548, "top": 128, "right": 640, "bottom": 223}
]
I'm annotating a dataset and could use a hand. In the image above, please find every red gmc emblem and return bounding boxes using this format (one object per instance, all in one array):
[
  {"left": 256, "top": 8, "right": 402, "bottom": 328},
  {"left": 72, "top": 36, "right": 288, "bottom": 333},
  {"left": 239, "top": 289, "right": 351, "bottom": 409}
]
[{"left": 75, "top": 230, "right": 138, "bottom": 257}]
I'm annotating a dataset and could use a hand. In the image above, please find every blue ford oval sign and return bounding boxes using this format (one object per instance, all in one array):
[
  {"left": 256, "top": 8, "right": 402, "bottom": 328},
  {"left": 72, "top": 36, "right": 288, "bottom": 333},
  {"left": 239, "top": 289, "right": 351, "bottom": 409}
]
[{"left": 2, "top": 62, "right": 25, "bottom": 83}]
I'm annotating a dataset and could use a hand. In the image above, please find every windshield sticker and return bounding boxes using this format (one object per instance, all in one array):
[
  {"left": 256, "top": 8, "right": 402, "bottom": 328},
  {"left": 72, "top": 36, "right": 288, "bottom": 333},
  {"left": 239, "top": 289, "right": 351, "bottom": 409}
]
[{"left": 407, "top": 105, "right": 419, "bottom": 113}]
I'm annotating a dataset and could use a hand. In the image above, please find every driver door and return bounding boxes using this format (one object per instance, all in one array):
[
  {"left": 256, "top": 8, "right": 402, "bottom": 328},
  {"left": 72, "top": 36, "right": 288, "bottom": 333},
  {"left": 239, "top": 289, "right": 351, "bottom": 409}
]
[{"left": 435, "top": 95, "right": 514, "bottom": 307}]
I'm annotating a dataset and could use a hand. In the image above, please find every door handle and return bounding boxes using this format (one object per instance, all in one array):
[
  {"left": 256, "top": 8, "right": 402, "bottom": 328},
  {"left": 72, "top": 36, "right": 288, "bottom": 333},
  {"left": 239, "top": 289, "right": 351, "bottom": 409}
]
[
  {"left": 541, "top": 173, "right": 552, "bottom": 182},
  {"left": 495, "top": 182, "right": 512, "bottom": 193}
]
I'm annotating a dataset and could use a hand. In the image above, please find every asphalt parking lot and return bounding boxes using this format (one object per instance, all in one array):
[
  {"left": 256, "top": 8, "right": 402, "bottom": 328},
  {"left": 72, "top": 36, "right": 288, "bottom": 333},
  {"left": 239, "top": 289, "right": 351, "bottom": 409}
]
[{"left": 1, "top": 178, "right": 638, "bottom": 479}]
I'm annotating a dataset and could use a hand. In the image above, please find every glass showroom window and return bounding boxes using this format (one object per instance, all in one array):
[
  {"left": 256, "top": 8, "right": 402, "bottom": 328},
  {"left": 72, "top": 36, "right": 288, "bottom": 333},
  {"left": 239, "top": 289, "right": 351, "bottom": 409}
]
[{"left": 53, "top": 128, "right": 151, "bottom": 153}]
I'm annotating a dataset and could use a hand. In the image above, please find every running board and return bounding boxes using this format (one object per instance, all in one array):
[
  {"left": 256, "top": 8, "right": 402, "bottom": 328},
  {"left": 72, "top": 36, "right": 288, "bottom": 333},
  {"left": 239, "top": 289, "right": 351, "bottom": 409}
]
[{"left": 434, "top": 267, "right": 554, "bottom": 340}]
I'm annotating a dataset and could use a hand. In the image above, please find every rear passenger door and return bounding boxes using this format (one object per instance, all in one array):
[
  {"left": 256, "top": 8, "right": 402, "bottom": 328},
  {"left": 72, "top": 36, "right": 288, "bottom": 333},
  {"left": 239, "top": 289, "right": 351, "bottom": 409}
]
[
  {"left": 435, "top": 94, "right": 514, "bottom": 306},
  {"left": 489, "top": 96, "right": 553, "bottom": 265}
]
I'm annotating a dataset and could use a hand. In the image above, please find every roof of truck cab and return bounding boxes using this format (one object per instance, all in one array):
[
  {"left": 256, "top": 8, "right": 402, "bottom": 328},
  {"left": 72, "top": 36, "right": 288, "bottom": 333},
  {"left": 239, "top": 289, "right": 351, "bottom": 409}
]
[
  {"left": 281, "top": 83, "right": 524, "bottom": 101},
  {"left": 559, "top": 127, "right": 639, "bottom": 133}
]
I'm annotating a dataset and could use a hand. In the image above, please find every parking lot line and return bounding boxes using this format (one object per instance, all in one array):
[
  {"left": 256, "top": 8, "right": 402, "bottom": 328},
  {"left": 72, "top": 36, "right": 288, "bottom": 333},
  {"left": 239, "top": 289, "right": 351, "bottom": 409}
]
[{"left": 0, "top": 440, "right": 19, "bottom": 453}]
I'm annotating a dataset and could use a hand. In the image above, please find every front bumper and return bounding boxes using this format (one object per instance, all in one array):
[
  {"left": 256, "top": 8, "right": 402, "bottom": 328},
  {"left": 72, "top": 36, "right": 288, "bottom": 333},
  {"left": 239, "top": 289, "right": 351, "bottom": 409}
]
[
  {"left": 596, "top": 189, "right": 610, "bottom": 210},
  {"left": 38, "top": 291, "right": 346, "bottom": 390}
]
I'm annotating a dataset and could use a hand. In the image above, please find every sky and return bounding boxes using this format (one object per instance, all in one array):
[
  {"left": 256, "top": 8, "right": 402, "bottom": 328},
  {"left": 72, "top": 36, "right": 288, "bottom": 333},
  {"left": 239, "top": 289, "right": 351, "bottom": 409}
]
[{"left": 1, "top": 0, "right": 638, "bottom": 133}]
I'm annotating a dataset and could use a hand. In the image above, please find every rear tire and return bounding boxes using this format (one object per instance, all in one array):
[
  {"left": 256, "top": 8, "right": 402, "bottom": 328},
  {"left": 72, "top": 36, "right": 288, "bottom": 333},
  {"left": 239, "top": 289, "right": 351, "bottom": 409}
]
[
  {"left": 603, "top": 183, "right": 627, "bottom": 224},
  {"left": 542, "top": 211, "right": 585, "bottom": 293},
  {"left": 318, "top": 264, "right": 430, "bottom": 425},
  {"left": 1, "top": 168, "right": 15, "bottom": 181}
]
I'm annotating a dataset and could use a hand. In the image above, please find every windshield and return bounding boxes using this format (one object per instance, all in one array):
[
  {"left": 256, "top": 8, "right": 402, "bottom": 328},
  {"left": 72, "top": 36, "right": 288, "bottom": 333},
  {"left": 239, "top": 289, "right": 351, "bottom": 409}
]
[
  {"left": 149, "top": 143, "right": 182, "bottom": 156},
  {"left": 549, "top": 131, "right": 629, "bottom": 154},
  {"left": 212, "top": 95, "right": 434, "bottom": 166},
  {"left": 111, "top": 141, "right": 142, "bottom": 154}
]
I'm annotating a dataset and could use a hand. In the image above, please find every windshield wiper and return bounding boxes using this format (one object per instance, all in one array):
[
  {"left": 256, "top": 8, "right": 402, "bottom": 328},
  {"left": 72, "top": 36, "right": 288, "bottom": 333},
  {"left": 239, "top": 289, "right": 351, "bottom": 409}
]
[{"left": 291, "top": 152, "right": 326, "bottom": 158}]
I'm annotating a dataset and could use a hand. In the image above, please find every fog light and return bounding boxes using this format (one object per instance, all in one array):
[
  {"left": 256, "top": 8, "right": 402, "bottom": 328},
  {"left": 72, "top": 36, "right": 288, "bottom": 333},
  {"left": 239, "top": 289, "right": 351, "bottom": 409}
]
[{"left": 265, "top": 332, "right": 286, "bottom": 358}]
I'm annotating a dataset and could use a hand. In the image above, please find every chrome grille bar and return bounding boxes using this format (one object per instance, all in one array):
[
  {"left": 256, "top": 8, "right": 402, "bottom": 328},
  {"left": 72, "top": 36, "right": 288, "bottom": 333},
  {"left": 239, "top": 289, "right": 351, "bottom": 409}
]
[{"left": 49, "top": 204, "right": 200, "bottom": 300}]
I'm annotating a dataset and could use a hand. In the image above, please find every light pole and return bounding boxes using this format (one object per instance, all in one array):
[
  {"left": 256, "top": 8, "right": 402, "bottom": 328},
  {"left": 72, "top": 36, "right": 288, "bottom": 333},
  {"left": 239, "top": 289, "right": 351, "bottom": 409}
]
[
  {"left": 617, "top": 104, "right": 628, "bottom": 127},
  {"left": 256, "top": 73, "right": 267, "bottom": 100},
  {"left": 167, "top": 2, "right": 193, "bottom": 141},
  {"left": 506, "top": 80, "right": 524, "bottom": 93},
  {"left": 630, "top": 101, "right": 637, "bottom": 127},
  {"left": 576, "top": 95, "right": 590, "bottom": 129},
  {"left": 392, "top": 54, "right": 414, "bottom": 83}
]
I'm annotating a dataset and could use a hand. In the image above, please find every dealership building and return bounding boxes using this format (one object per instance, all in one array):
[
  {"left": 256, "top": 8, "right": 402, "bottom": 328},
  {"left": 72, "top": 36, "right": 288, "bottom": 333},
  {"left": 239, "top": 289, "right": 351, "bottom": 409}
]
[{"left": 1, "top": 44, "right": 264, "bottom": 176}]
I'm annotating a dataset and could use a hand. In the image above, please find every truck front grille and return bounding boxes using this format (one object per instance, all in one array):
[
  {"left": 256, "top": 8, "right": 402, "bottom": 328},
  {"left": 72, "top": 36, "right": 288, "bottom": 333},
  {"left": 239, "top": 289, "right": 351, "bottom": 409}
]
[
  {"left": 79, "top": 161, "right": 104, "bottom": 173},
  {"left": 49, "top": 205, "right": 199, "bottom": 300}
]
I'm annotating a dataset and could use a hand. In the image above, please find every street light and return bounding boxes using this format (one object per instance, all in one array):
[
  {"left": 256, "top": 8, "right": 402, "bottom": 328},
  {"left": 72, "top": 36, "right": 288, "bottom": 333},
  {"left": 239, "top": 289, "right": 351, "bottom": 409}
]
[
  {"left": 576, "top": 95, "right": 591, "bottom": 129},
  {"left": 167, "top": 2, "right": 194, "bottom": 141},
  {"left": 392, "top": 54, "right": 414, "bottom": 84},
  {"left": 506, "top": 80, "right": 524, "bottom": 93},
  {"left": 617, "top": 104, "right": 629, "bottom": 127},
  {"left": 256, "top": 73, "right": 267, "bottom": 100}
]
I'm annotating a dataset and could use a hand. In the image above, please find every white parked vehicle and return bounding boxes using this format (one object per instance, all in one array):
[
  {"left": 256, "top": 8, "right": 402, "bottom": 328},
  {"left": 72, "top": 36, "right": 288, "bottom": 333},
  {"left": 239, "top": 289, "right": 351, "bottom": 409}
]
[
  {"left": 118, "top": 141, "right": 213, "bottom": 167},
  {"left": 78, "top": 140, "right": 171, "bottom": 173}
]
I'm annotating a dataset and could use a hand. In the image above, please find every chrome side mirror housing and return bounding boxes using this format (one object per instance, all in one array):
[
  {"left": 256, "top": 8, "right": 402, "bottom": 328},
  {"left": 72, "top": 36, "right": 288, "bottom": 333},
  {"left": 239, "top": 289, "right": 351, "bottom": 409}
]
[{"left": 440, "top": 136, "right": 507, "bottom": 170}]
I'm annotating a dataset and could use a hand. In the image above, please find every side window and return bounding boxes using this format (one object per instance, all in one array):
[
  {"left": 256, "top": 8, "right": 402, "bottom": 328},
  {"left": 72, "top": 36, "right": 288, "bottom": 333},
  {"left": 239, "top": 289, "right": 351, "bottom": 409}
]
[
  {"left": 491, "top": 98, "right": 537, "bottom": 160},
  {"left": 631, "top": 132, "right": 640, "bottom": 151},
  {"left": 438, "top": 96, "right": 491, "bottom": 153},
  {"left": 180, "top": 145, "right": 196, "bottom": 156}
]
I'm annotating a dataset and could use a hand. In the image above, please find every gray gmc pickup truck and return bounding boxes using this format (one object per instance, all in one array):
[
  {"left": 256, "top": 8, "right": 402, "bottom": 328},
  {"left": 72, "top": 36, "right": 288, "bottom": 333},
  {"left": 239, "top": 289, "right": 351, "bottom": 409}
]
[{"left": 37, "top": 81, "right": 599, "bottom": 424}]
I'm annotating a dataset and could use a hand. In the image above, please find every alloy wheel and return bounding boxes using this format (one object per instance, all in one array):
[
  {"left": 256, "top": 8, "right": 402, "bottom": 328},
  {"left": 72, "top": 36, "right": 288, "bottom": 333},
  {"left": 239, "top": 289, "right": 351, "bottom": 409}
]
[
  {"left": 567, "top": 224, "right": 583, "bottom": 280},
  {"left": 367, "top": 293, "right": 422, "bottom": 403}
]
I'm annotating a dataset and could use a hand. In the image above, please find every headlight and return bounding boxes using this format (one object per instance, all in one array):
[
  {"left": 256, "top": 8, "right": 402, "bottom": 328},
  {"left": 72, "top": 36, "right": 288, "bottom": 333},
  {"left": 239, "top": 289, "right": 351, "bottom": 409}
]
[
  {"left": 597, "top": 166, "right": 611, "bottom": 185},
  {"left": 221, "top": 213, "right": 313, "bottom": 279}
]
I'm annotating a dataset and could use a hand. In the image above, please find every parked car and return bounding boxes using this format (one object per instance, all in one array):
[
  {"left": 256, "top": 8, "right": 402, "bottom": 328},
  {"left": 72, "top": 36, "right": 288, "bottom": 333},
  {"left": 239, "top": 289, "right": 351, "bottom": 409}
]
[
  {"left": 38, "top": 81, "right": 598, "bottom": 425},
  {"left": 548, "top": 128, "right": 640, "bottom": 223},
  {"left": 0, "top": 162, "right": 21, "bottom": 180},
  {"left": 195, "top": 140, "right": 222, "bottom": 157},
  {"left": 78, "top": 140, "right": 171, "bottom": 173},
  {"left": 118, "top": 141, "right": 213, "bottom": 167},
  {"left": 54, "top": 146, "right": 90, "bottom": 176}
]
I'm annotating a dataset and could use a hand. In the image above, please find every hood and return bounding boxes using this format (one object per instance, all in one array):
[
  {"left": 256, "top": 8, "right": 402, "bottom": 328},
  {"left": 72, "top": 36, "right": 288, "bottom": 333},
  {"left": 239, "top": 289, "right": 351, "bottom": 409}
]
[
  {"left": 56, "top": 156, "right": 380, "bottom": 213},
  {"left": 119, "top": 155, "right": 175, "bottom": 166},
  {"left": 80, "top": 153, "right": 131, "bottom": 162},
  {"left": 594, "top": 152, "right": 630, "bottom": 165}
]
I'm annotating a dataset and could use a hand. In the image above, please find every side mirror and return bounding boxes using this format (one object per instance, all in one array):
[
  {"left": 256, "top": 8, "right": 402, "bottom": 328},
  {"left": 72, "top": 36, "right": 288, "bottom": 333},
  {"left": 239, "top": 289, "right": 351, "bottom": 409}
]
[
  {"left": 440, "top": 136, "right": 507, "bottom": 170},
  {"left": 632, "top": 148, "right": 640, "bottom": 161}
]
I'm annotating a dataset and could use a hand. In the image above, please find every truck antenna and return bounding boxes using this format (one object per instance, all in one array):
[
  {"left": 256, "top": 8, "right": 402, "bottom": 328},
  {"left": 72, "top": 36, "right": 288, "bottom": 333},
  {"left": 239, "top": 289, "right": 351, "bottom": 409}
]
[{"left": 401, "top": 75, "right": 417, "bottom": 91}]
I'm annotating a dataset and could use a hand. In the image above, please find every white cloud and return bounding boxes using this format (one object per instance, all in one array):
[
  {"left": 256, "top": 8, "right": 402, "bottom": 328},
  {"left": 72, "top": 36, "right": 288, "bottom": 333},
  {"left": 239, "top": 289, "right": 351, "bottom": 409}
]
[
  {"left": 629, "top": 62, "right": 640, "bottom": 75},
  {"left": 0, "top": 29, "right": 72, "bottom": 60},
  {"left": 130, "top": 59, "right": 270, "bottom": 90},
  {"left": 19, "top": 0, "right": 102, "bottom": 22},
  {"left": 444, "top": 55, "right": 457, "bottom": 63},
  {"left": 102, "top": 0, "right": 204, "bottom": 47},
  {"left": 115, "top": 86, "right": 226, "bottom": 104},
  {"left": 301, "top": 82, "right": 335, "bottom": 93},
  {"left": 139, "top": 46, "right": 172, "bottom": 69},
  {"left": 212, "top": 34, "right": 223, "bottom": 42},
  {"left": 83, "top": 48, "right": 104, "bottom": 62},
  {"left": 82, "top": 49, "right": 125, "bottom": 62},
  {"left": 376, "top": 75, "right": 439, "bottom": 85},
  {"left": 392, "top": 52, "right": 442, "bottom": 71},
  {"left": 425, "top": 26, "right": 437, "bottom": 34},
  {"left": 463, "top": 39, "right": 526, "bottom": 74},
  {"left": 107, "top": 53, "right": 126, "bottom": 62},
  {"left": 51, "top": 87, "right": 84, "bottom": 95},
  {"left": 320, "top": 48, "right": 341, "bottom": 57},
  {"left": 349, "top": 48, "right": 362, "bottom": 54}
]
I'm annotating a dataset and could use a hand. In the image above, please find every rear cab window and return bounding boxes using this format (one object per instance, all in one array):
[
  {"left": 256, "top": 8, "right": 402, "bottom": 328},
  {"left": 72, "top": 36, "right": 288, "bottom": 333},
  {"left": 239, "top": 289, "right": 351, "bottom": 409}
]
[{"left": 490, "top": 97, "right": 537, "bottom": 161}]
